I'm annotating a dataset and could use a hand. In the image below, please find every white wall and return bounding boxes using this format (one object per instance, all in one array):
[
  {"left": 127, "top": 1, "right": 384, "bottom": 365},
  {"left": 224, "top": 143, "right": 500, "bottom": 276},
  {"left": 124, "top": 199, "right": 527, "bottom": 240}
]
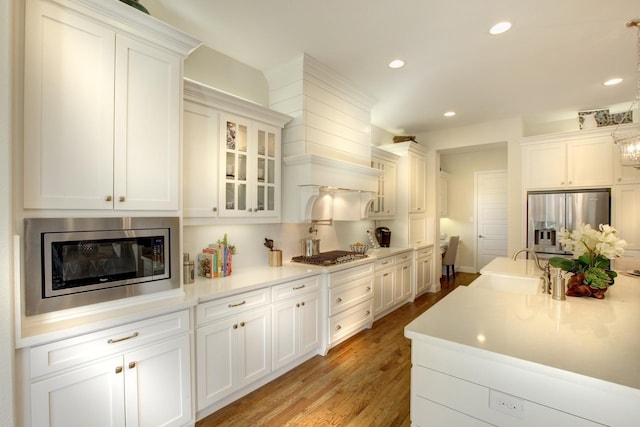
[
  {"left": 440, "top": 148, "right": 508, "bottom": 272},
  {"left": 184, "top": 45, "right": 270, "bottom": 107},
  {"left": 1, "top": 0, "right": 15, "bottom": 424}
]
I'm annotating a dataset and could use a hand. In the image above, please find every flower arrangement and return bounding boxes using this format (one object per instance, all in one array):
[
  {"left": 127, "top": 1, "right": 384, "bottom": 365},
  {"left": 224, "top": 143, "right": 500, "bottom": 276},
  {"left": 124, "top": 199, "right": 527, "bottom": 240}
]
[{"left": 549, "top": 224, "right": 626, "bottom": 299}]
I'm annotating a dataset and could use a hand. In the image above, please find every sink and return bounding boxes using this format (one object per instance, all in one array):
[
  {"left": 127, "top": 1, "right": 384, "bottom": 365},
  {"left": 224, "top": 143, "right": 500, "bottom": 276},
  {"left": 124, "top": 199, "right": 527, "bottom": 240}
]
[{"left": 469, "top": 274, "right": 543, "bottom": 294}]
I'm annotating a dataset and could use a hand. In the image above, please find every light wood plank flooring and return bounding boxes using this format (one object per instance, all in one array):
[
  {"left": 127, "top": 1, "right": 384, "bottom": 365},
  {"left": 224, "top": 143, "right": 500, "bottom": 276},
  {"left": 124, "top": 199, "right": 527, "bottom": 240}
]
[{"left": 196, "top": 272, "right": 479, "bottom": 427}]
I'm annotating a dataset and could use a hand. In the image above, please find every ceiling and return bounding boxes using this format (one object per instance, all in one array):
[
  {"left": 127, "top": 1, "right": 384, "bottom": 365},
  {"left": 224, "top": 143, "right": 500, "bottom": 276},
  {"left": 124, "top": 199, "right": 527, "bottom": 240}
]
[{"left": 143, "top": 0, "right": 639, "bottom": 135}]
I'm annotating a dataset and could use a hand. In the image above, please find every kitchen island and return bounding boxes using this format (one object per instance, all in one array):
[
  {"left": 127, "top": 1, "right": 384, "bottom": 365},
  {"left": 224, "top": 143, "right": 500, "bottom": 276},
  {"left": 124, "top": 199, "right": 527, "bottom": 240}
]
[{"left": 405, "top": 257, "right": 640, "bottom": 426}]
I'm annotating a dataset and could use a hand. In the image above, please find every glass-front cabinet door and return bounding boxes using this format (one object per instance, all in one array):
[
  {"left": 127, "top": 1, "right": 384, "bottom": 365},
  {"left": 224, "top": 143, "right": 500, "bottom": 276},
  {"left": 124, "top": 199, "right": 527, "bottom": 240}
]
[
  {"left": 255, "top": 127, "right": 278, "bottom": 215},
  {"left": 219, "top": 113, "right": 280, "bottom": 218}
]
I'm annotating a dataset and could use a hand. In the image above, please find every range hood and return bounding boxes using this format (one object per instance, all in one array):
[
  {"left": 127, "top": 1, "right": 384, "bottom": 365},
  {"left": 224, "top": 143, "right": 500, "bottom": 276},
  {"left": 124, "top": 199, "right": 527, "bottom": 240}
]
[{"left": 281, "top": 154, "right": 382, "bottom": 223}]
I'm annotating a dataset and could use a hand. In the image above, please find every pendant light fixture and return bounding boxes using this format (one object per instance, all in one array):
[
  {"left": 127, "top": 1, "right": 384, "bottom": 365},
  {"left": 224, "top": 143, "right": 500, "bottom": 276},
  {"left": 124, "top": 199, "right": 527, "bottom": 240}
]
[{"left": 612, "top": 18, "right": 640, "bottom": 169}]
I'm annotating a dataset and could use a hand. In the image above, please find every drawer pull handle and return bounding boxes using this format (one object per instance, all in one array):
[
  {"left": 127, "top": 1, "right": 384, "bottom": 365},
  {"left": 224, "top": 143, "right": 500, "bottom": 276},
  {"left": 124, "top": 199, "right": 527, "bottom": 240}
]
[
  {"left": 336, "top": 297, "right": 342, "bottom": 303},
  {"left": 293, "top": 284, "right": 306, "bottom": 290},
  {"left": 115, "top": 366, "right": 123, "bottom": 374},
  {"left": 228, "top": 300, "right": 247, "bottom": 308},
  {"left": 128, "top": 361, "right": 136, "bottom": 369},
  {"left": 108, "top": 332, "right": 139, "bottom": 344},
  {"left": 336, "top": 325, "right": 341, "bottom": 330},
  {"left": 381, "top": 261, "right": 390, "bottom": 265}
]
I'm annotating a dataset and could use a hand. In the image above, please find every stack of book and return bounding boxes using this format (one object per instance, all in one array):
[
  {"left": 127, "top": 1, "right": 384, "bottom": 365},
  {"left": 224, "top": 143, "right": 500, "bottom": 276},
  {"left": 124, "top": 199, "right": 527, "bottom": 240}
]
[{"left": 197, "top": 244, "right": 233, "bottom": 278}]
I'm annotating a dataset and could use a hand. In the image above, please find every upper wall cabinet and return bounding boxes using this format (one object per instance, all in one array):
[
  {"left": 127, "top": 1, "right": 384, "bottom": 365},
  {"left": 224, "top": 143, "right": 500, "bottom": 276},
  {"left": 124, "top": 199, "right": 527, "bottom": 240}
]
[
  {"left": 23, "top": 0, "right": 200, "bottom": 210},
  {"left": 183, "top": 80, "right": 291, "bottom": 223},
  {"left": 520, "top": 128, "right": 616, "bottom": 190},
  {"left": 369, "top": 147, "right": 398, "bottom": 219}
]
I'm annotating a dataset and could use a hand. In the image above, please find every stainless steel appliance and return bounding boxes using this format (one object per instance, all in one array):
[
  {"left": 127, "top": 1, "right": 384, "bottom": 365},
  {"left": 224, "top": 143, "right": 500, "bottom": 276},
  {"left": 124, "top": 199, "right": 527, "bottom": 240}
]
[
  {"left": 24, "top": 217, "right": 180, "bottom": 316},
  {"left": 292, "top": 250, "right": 366, "bottom": 266},
  {"left": 527, "top": 189, "right": 610, "bottom": 257},
  {"left": 375, "top": 227, "right": 391, "bottom": 247}
]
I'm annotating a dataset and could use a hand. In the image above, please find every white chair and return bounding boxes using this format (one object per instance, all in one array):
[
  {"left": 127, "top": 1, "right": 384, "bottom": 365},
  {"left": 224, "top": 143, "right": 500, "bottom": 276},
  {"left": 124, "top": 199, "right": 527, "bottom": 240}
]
[{"left": 442, "top": 235, "right": 460, "bottom": 281}]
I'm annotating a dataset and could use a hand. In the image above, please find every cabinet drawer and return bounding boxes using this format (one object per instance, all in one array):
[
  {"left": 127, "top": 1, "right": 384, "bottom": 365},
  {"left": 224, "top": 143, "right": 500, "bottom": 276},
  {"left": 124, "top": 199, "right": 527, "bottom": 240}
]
[
  {"left": 328, "top": 262, "right": 374, "bottom": 288},
  {"left": 198, "top": 288, "right": 270, "bottom": 325},
  {"left": 373, "top": 256, "right": 394, "bottom": 270},
  {"left": 328, "top": 276, "right": 373, "bottom": 316},
  {"left": 416, "top": 247, "right": 433, "bottom": 259},
  {"left": 394, "top": 251, "right": 413, "bottom": 264},
  {"left": 329, "top": 300, "right": 373, "bottom": 344},
  {"left": 31, "top": 309, "right": 190, "bottom": 378},
  {"left": 271, "top": 276, "right": 320, "bottom": 302}
]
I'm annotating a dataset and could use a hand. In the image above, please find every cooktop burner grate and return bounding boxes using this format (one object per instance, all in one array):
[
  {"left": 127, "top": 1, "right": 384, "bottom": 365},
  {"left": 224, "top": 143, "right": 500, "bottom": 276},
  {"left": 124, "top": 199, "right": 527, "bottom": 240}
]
[{"left": 291, "top": 250, "right": 366, "bottom": 266}]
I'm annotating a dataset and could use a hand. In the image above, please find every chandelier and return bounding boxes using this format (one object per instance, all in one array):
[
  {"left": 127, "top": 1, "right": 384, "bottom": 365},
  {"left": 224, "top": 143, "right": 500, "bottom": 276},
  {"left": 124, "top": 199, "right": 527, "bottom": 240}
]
[{"left": 612, "top": 18, "right": 640, "bottom": 169}]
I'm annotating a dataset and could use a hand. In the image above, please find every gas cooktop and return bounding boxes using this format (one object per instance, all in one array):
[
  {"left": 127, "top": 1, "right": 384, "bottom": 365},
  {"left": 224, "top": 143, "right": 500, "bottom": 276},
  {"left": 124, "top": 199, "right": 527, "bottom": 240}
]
[{"left": 291, "top": 250, "right": 367, "bottom": 266}]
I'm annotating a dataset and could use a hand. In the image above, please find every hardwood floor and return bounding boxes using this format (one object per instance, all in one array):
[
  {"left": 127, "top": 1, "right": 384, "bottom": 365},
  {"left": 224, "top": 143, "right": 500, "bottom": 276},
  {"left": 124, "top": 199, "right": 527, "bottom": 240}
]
[{"left": 196, "top": 272, "right": 480, "bottom": 427}]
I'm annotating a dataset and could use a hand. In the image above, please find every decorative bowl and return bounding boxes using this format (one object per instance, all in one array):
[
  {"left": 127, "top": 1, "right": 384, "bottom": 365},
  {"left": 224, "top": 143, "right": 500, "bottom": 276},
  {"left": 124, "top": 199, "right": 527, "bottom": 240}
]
[{"left": 350, "top": 244, "right": 369, "bottom": 255}]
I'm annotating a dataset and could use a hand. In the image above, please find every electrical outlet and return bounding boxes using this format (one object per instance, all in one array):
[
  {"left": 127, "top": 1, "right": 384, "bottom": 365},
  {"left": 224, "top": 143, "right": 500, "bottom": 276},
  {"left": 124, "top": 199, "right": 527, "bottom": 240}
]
[{"left": 489, "top": 389, "right": 525, "bottom": 419}]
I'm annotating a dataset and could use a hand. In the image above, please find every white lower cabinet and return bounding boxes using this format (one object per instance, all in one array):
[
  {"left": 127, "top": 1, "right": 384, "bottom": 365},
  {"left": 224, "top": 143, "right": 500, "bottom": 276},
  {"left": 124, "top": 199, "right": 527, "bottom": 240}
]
[
  {"left": 196, "top": 294, "right": 271, "bottom": 410},
  {"left": 29, "top": 310, "right": 192, "bottom": 427},
  {"left": 415, "top": 246, "right": 433, "bottom": 296},
  {"left": 271, "top": 277, "right": 321, "bottom": 370},
  {"left": 326, "top": 263, "right": 374, "bottom": 348},
  {"left": 373, "top": 252, "right": 413, "bottom": 320}
]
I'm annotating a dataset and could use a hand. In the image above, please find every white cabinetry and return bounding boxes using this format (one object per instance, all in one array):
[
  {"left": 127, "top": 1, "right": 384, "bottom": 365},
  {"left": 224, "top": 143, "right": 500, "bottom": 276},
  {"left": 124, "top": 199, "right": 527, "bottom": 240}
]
[
  {"left": 220, "top": 113, "right": 281, "bottom": 218},
  {"left": 415, "top": 246, "right": 434, "bottom": 296},
  {"left": 326, "top": 263, "right": 374, "bottom": 348},
  {"left": 613, "top": 184, "right": 640, "bottom": 250},
  {"left": 521, "top": 130, "right": 614, "bottom": 190},
  {"left": 613, "top": 125, "right": 640, "bottom": 184},
  {"left": 23, "top": 0, "right": 199, "bottom": 210},
  {"left": 378, "top": 142, "right": 428, "bottom": 248},
  {"left": 271, "top": 276, "right": 322, "bottom": 370},
  {"left": 369, "top": 147, "right": 399, "bottom": 218},
  {"left": 373, "top": 252, "right": 413, "bottom": 320},
  {"left": 196, "top": 289, "right": 271, "bottom": 410},
  {"left": 183, "top": 80, "right": 291, "bottom": 222},
  {"left": 183, "top": 98, "right": 220, "bottom": 217},
  {"left": 29, "top": 310, "right": 192, "bottom": 427}
]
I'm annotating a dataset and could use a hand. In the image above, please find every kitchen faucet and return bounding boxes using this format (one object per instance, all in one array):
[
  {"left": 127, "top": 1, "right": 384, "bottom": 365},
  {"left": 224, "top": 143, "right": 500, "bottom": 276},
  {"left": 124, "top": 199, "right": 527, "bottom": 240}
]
[{"left": 512, "top": 248, "right": 551, "bottom": 293}]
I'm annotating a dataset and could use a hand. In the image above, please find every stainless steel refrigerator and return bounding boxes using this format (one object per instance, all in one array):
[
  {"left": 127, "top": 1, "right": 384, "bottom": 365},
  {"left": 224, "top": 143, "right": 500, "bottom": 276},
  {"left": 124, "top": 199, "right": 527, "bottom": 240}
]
[{"left": 527, "top": 189, "right": 611, "bottom": 257}]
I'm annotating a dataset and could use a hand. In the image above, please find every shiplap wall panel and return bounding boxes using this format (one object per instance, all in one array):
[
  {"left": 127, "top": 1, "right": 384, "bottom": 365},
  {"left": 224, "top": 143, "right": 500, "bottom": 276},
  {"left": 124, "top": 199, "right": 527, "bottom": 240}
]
[{"left": 265, "top": 54, "right": 375, "bottom": 166}]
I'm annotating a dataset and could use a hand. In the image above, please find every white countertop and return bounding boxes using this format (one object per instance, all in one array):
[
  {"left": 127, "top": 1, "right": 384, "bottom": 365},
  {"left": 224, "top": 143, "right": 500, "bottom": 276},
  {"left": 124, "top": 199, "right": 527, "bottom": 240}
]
[
  {"left": 18, "top": 245, "right": 427, "bottom": 347},
  {"left": 405, "top": 257, "right": 640, "bottom": 390}
]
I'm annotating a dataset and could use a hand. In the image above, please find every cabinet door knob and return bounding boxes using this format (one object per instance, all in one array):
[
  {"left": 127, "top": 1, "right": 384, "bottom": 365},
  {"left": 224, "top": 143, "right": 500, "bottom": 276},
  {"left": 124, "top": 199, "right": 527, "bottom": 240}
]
[
  {"left": 115, "top": 366, "right": 123, "bottom": 374},
  {"left": 366, "top": 286, "right": 371, "bottom": 291},
  {"left": 233, "top": 324, "right": 238, "bottom": 329},
  {"left": 240, "top": 321, "right": 246, "bottom": 327},
  {"left": 105, "top": 195, "right": 112, "bottom": 202},
  {"left": 128, "top": 361, "right": 136, "bottom": 369},
  {"left": 119, "top": 196, "right": 126, "bottom": 202},
  {"left": 335, "top": 325, "right": 342, "bottom": 330},
  {"left": 213, "top": 207, "right": 218, "bottom": 212},
  {"left": 365, "top": 310, "right": 371, "bottom": 316},
  {"left": 336, "top": 297, "right": 342, "bottom": 303},
  {"left": 301, "top": 301, "right": 305, "bottom": 306},
  {"left": 296, "top": 303, "right": 300, "bottom": 308}
]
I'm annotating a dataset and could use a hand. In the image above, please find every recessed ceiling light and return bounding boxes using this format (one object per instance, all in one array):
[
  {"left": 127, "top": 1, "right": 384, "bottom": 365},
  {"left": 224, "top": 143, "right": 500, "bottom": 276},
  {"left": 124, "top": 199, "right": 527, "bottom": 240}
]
[
  {"left": 444, "top": 111, "right": 456, "bottom": 117},
  {"left": 489, "top": 21, "right": 512, "bottom": 35},
  {"left": 604, "top": 78, "right": 623, "bottom": 86},
  {"left": 388, "top": 59, "right": 405, "bottom": 69}
]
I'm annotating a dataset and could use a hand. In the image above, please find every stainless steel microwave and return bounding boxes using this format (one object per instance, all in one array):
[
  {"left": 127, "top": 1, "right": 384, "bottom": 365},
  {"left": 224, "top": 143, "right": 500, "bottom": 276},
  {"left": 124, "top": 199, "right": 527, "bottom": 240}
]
[{"left": 24, "top": 217, "right": 180, "bottom": 316}]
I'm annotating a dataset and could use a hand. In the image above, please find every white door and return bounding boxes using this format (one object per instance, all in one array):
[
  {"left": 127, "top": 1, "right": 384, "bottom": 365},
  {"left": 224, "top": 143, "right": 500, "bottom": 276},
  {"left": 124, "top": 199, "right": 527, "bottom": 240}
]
[{"left": 476, "top": 171, "right": 508, "bottom": 271}]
